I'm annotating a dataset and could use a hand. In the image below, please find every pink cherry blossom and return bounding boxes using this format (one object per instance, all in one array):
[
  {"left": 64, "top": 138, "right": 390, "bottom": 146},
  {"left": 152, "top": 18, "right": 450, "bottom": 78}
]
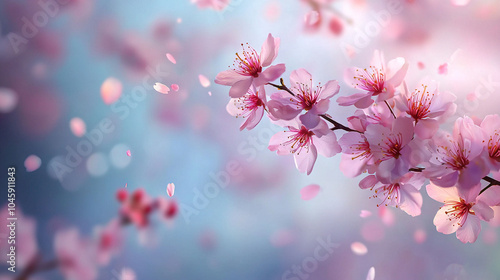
[
  {"left": 267, "top": 68, "right": 340, "bottom": 128},
  {"left": 338, "top": 132, "right": 375, "bottom": 178},
  {"left": 55, "top": 228, "right": 98, "bottom": 280},
  {"left": 426, "top": 182, "right": 494, "bottom": 243},
  {"left": 480, "top": 114, "right": 500, "bottom": 170},
  {"left": 93, "top": 219, "right": 123, "bottom": 266},
  {"left": 268, "top": 119, "right": 341, "bottom": 175},
  {"left": 157, "top": 197, "right": 178, "bottom": 221},
  {"left": 424, "top": 116, "right": 488, "bottom": 189},
  {"left": 396, "top": 79, "right": 457, "bottom": 139},
  {"left": 359, "top": 173, "right": 425, "bottom": 216},
  {"left": 364, "top": 117, "right": 415, "bottom": 181},
  {"left": 215, "top": 33, "right": 286, "bottom": 98},
  {"left": 166, "top": 53, "right": 176, "bottom": 64},
  {"left": 117, "top": 188, "right": 154, "bottom": 228},
  {"left": 338, "top": 50, "right": 408, "bottom": 108},
  {"left": 226, "top": 85, "right": 267, "bottom": 131}
]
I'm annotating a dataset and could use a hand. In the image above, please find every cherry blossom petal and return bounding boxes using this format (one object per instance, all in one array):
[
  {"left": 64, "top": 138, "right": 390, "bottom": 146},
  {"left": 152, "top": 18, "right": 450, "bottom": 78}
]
[
  {"left": 414, "top": 118, "right": 439, "bottom": 139},
  {"left": 300, "top": 184, "right": 320, "bottom": 200},
  {"left": 215, "top": 70, "right": 247, "bottom": 86},
  {"left": 260, "top": 33, "right": 279, "bottom": 67},
  {"left": 0, "top": 88, "right": 18, "bottom": 113},
  {"left": 153, "top": 83, "right": 170, "bottom": 94},
  {"left": 471, "top": 200, "right": 494, "bottom": 221},
  {"left": 438, "top": 63, "right": 448, "bottom": 75},
  {"left": 359, "top": 175, "right": 378, "bottom": 189},
  {"left": 456, "top": 215, "right": 481, "bottom": 243},
  {"left": 426, "top": 183, "right": 458, "bottom": 202},
  {"left": 294, "top": 144, "right": 318, "bottom": 175},
  {"left": 290, "top": 68, "right": 312, "bottom": 86},
  {"left": 313, "top": 132, "right": 341, "bottom": 158},
  {"left": 399, "top": 184, "right": 423, "bottom": 217},
  {"left": 198, "top": 74, "right": 211, "bottom": 88},
  {"left": 434, "top": 206, "right": 459, "bottom": 234},
  {"left": 24, "top": 155, "right": 41, "bottom": 172},
  {"left": 256, "top": 63, "right": 286, "bottom": 85},
  {"left": 351, "top": 242, "right": 368, "bottom": 255},
  {"left": 167, "top": 183, "right": 175, "bottom": 197},
  {"left": 126, "top": 150, "right": 131, "bottom": 157},
  {"left": 478, "top": 185, "right": 500, "bottom": 206},
  {"left": 171, "top": 84, "right": 180, "bottom": 91},
  {"left": 386, "top": 57, "right": 408, "bottom": 87},
  {"left": 319, "top": 80, "right": 340, "bottom": 100},
  {"left": 229, "top": 77, "right": 253, "bottom": 98},
  {"left": 101, "top": 77, "right": 122, "bottom": 105},
  {"left": 70, "top": 117, "right": 86, "bottom": 137},
  {"left": 166, "top": 53, "right": 176, "bottom": 64},
  {"left": 360, "top": 210, "right": 372, "bottom": 218},
  {"left": 366, "top": 267, "right": 375, "bottom": 280}
]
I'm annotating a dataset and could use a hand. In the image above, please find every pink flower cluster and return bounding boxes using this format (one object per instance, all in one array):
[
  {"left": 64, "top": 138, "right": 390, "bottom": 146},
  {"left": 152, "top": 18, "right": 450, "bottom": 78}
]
[
  {"left": 216, "top": 34, "right": 500, "bottom": 243},
  {"left": 1, "top": 188, "right": 177, "bottom": 280}
]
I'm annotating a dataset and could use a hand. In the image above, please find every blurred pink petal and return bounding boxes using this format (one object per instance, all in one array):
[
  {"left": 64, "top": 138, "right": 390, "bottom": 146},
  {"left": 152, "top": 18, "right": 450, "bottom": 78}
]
[
  {"left": 24, "top": 155, "right": 41, "bottom": 172},
  {"left": 438, "top": 63, "right": 448, "bottom": 75},
  {"left": 171, "top": 84, "right": 180, "bottom": 91},
  {"left": 0, "top": 88, "right": 18, "bottom": 113},
  {"left": 199, "top": 74, "right": 211, "bottom": 88},
  {"left": 361, "top": 220, "right": 385, "bottom": 242},
  {"left": 413, "top": 229, "right": 427, "bottom": 243},
  {"left": 300, "top": 184, "right": 320, "bottom": 200},
  {"left": 270, "top": 229, "right": 295, "bottom": 247},
  {"left": 70, "top": 117, "right": 86, "bottom": 137},
  {"left": 351, "top": 241, "right": 368, "bottom": 255},
  {"left": 154, "top": 83, "right": 170, "bottom": 94},
  {"left": 360, "top": 210, "right": 372, "bottom": 218},
  {"left": 126, "top": 150, "right": 131, "bottom": 157},
  {"left": 417, "top": 61, "right": 425, "bottom": 69},
  {"left": 328, "top": 17, "right": 343, "bottom": 36},
  {"left": 100, "top": 77, "right": 122, "bottom": 105},
  {"left": 120, "top": 268, "right": 136, "bottom": 280},
  {"left": 451, "top": 0, "right": 470, "bottom": 6},
  {"left": 378, "top": 206, "right": 395, "bottom": 226},
  {"left": 208, "top": 91, "right": 212, "bottom": 96},
  {"left": 167, "top": 183, "right": 175, "bottom": 197},
  {"left": 366, "top": 267, "right": 375, "bottom": 280},
  {"left": 166, "top": 53, "right": 177, "bottom": 64}
]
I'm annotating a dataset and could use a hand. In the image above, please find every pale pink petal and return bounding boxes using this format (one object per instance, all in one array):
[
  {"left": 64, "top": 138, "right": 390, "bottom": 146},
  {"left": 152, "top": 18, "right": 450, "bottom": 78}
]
[
  {"left": 256, "top": 63, "right": 286, "bottom": 85},
  {"left": 171, "top": 84, "right": 179, "bottom": 91},
  {"left": 299, "top": 110, "right": 321, "bottom": 129},
  {"left": 438, "top": 63, "right": 448, "bottom": 75},
  {"left": 24, "top": 155, "right": 41, "bottom": 172},
  {"left": 69, "top": 117, "right": 86, "bottom": 137},
  {"left": 215, "top": 70, "right": 247, "bottom": 86},
  {"left": 166, "top": 53, "right": 176, "bottom": 64},
  {"left": 366, "top": 267, "right": 375, "bottom": 280},
  {"left": 267, "top": 100, "right": 301, "bottom": 121},
  {"left": 426, "top": 183, "right": 459, "bottom": 203},
  {"left": 240, "top": 106, "right": 264, "bottom": 131},
  {"left": 386, "top": 57, "right": 408, "bottom": 87},
  {"left": 471, "top": 200, "right": 494, "bottom": 221},
  {"left": 478, "top": 185, "right": 500, "bottom": 206},
  {"left": 351, "top": 242, "right": 368, "bottom": 255},
  {"left": 167, "top": 183, "right": 175, "bottom": 197},
  {"left": 379, "top": 206, "right": 395, "bottom": 226},
  {"left": 294, "top": 145, "right": 318, "bottom": 175},
  {"left": 313, "top": 132, "right": 341, "bottom": 158},
  {"left": 417, "top": 62, "right": 425, "bottom": 69},
  {"left": 399, "top": 184, "right": 423, "bottom": 217},
  {"left": 328, "top": 17, "right": 343, "bottom": 36},
  {"left": 451, "top": 0, "right": 471, "bottom": 6},
  {"left": 414, "top": 119, "right": 439, "bottom": 139},
  {"left": 101, "top": 77, "right": 122, "bottom": 104},
  {"left": 126, "top": 150, "right": 131, "bottom": 157},
  {"left": 434, "top": 206, "right": 459, "bottom": 234},
  {"left": 208, "top": 91, "right": 212, "bottom": 96},
  {"left": 260, "top": 33, "right": 278, "bottom": 67},
  {"left": 319, "top": 80, "right": 340, "bottom": 100},
  {"left": 199, "top": 74, "right": 211, "bottom": 88},
  {"left": 360, "top": 210, "right": 372, "bottom": 218},
  {"left": 337, "top": 92, "right": 371, "bottom": 107},
  {"left": 359, "top": 175, "right": 378, "bottom": 189},
  {"left": 153, "top": 82, "right": 170, "bottom": 94},
  {"left": 361, "top": 220, "right": 385, "bottom": 242},
  {"left": 0, "top": 88, "right": 18, "bottom": 113},
  {"left": 456, "top": 215, "right": 481, "bottom": 243},
  {"left": 229, "top": 77, "right": 253, "bottom": 98},
  {"left": 300, "top": 184, "right": 320, "bottom": 200},
  {"left": 290, "top": 68, "right": 312, "bottom": 87}
]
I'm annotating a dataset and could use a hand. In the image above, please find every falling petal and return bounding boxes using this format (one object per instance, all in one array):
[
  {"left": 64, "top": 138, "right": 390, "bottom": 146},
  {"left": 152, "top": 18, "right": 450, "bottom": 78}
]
[
  {"left": 378, "top": 206, "right": 395, "bottom": 226},
  {"left": 351, "top": 242, "right": 368, "bottom": 255},
  {"left": 451, "top": 0, "right": 470, "bottom": 6},
  {"left": 125, "top": 183, "right": 128, "bottom": 188},
  {"left": 466, "top": 93, "right": 476, "bottom": 101},
  {"left": 208, "top": 91, "right": 212, "bottom": 96},
  {"left": 366, "top": 267, "right": 375, "bottom": 280},
  {"left": 100, "top": 77, "right": 122, "bottom": 105},
  {"left": 360, "top": 210, "right": 372, "bottom": 218},
  {"left": 166, "top": 53, "right": 177, "bottom": 64},
  {"left": 24, "top": 155, "right": 41, "bottom": 172},
  {"left": 167, "top": 183, "right": 175, "bottom": 197},
  {"left": 171, "top": 84, "right": 180, "bottom": 91},
  {"left": 328, "top": 17, "right": 343, "bottom": 36},
  {"left": 198, "top": 74, "right": 211, "bottom": 88},
  {"left": 0, "top": 88, "right": 18, "bottom": 113},
  {"left": 304, "top": 10, "right": 320, "bottom": 27},
  {"left": 154, "top": 83, "right": 170, "bottom": 94},
  {"left": 413, "top": 229, "right": 427, "bottom": 244},
  {"left": 126, "top": 150, "right": 131, "bottom": 156},
  {"left": 300, "top": 184, "right": 320, "bottom": 200},
  {"left": 361, "top": 220, "right": 385, "bottom": 242},
  {"left": 120, "top": 267, "right": 136, "bottom": 280},
  {"left": 177, "top": 18, "right": 182, "bottom": 23},
  {"left": 438, "top": 63, "right": 448, "bottom": 75},
  {"left": 69, "top": 117, "right": 86, "bottom": 137},
  {"left": 417, "top": 61, "right": 425, "bottom": 69}
]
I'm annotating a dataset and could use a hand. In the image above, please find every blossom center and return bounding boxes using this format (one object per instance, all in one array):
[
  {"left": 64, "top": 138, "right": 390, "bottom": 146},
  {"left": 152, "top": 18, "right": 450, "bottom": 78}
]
[
  {"left": 233, "top": 43, "right": 262, "bottom": 77},
  {"left": 488, "top": 131, "right": 500, "bottom": 161},
  {"left": 438, "top": 136, "right": 470, "bottom": 170},
  {"left": 291, "top": 80, "right": 324, "bottom": 110},
  {"left": 380, "top": 133, "right": 403, "bottom": 160},
  {"left": 373, "top": 183, "right": 400, "bottom": 207},
  {"left": 407, "top": 84, "right": 434, "bottom": 121},
  {"left": 233, "top": 89, "right": 264, "bottom": 118},
  {"left": 444, "top": 198, "right": 474, "bottom": 227},
  {"left": 283, "top": 126, "right": 314, "bottom": 155},
  {"left": 352, "top": 66, "right": 385, "bottom": 94}
]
